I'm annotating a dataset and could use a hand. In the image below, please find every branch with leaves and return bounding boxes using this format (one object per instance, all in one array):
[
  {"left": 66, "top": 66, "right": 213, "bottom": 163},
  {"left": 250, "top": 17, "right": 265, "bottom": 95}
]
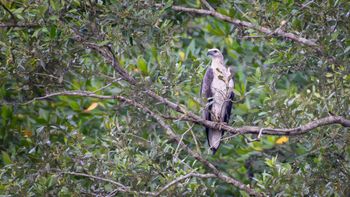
[{"left": 156, "top": 4, "right": 319, "bottom": 48}]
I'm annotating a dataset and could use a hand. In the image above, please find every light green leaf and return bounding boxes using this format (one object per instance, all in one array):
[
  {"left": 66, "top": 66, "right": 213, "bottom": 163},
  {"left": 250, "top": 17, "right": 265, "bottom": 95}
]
[
  {"left": 137, "top": 57, "right": 148, "bottom": 75},
  {"left": 1, "top": 151, "right": 12, "bottom": 165}
]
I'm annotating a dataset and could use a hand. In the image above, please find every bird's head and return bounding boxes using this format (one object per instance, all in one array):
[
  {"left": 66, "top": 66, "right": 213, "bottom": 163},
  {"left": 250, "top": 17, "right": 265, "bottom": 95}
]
[{"left": 207, "top": 48, "right": 224, "bottom": 61}]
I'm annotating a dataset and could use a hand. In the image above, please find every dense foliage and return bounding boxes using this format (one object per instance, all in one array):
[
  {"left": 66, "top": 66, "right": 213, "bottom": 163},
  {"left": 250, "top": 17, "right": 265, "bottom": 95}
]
[{"left": 1, "top": 0, "right": 349, "bottom": 196}]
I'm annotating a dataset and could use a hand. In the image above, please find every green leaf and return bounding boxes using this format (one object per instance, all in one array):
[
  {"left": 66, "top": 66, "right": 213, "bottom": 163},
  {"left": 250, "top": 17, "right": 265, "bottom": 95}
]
[
  {"left": 1, "top": 151, "right": 12, "bottom": 165},
  {"left": 255, "top": 67, "right": 261, "bottom": 79},
  {"left": 137, "top": 57, "right": 148, "bottom": 75},
  {"left": 50, "top": 0, "right": 60, "bottom": 11},
  {"left": 49, "top": 25, "right": 57, "bottom": 39}
]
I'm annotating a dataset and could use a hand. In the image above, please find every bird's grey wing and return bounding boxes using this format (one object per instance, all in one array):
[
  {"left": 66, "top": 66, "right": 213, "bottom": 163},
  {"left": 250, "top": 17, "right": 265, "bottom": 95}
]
[
  {"left": 200, "top": 68, "right": 216, "bottom": 153},
  {"left": 200, "top": 67, "right": 213, "bottom": 99},
  {"left": 222, "top": 91, "right": 234, "bottom": 123},
  {"left": 221, "top": 76, "right": 235, "bottom": 123},
  {"left": 200, "top": 67, "right": 214, "bottom": 120}
]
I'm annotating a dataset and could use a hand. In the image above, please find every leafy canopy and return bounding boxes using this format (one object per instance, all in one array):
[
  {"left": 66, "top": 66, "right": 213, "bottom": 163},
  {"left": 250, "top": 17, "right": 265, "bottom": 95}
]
[{"left": 0, "top": 0, "right": 349, "bottom": 196}]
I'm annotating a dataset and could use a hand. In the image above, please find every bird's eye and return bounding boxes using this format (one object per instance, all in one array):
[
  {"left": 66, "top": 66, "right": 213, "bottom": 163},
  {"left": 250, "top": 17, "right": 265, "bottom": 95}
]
[{"left": 214, "top": 50, "right": 217, "bottom": 53}]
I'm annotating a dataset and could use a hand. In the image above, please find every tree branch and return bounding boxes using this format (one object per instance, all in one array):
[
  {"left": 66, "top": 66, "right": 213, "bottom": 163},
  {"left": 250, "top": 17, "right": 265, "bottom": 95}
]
[
  {"left": 21, "top": 90, "right": 350, "bottom": 137},
  {"left": 0, "top": 2, "right": 16, "bottom": 21},
  {"left": 0, "top": 22, "right": 40, "bottom": 28},
  {"left": 155, "top": 172, "right": 216, "bottom": 195},
  {"left": 156, "top": 4, "right": 318, "bottom": 48},
  {"left": 57, "top": 170, "right": 128, "bottom": 189}
]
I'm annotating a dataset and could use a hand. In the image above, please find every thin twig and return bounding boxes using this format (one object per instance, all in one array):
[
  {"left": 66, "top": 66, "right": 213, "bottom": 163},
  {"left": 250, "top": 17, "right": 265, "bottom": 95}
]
[
  {"left": 93, "top": 78, "right": 122, "bottom": 93},
  {"left": 57, "top": 170, "right": 128, "bottom": 188},
  {"left": 0, "top": 2, "right": 16, "bottom": 21},
  {"left": 201, "top": 0, "right": 215, "bottom": 11},
  {"left": 174, "top": 123, "right": 194, "bottom": 158},
  {"left": 156, "top": 172, "right": 216, "bottom": 195}
]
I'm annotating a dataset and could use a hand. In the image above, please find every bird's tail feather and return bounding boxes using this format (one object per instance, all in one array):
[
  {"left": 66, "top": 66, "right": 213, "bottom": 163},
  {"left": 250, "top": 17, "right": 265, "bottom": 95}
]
[{"left": 207, "top": 129, "right": 223, "bottom": 155}]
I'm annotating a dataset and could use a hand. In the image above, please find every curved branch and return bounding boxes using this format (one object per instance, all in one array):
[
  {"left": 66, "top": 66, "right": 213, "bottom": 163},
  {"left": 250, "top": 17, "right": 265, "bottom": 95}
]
[
  {"left": 130, "top": 90, "right": 350, "bottom": 136},
  {"left": 156, "top": 4, "right": 318, "bottom": 48},
  {"left": 201, "top": 116, "right": 350, "bottom": 135},
  {"left": 160, "top": 114, "right": 350, "bottom": 136}
]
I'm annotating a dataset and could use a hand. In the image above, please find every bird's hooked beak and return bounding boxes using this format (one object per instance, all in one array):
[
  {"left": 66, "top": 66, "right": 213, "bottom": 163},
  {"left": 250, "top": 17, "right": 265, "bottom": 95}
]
[{"left": 207, "top": 51, "right": 214, "bottom": 56}]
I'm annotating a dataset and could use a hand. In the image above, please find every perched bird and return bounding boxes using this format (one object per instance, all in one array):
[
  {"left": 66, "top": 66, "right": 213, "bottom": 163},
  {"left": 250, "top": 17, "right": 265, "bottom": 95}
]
[{"left": 201, "top": 48, "right": 234, "bottom": 154}]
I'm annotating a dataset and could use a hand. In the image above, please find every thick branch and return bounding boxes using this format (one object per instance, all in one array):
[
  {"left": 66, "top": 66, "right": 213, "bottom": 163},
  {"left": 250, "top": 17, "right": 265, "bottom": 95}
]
[
  {"left": 23, "top": 90, "right": 350, "bottom": 137},
  {"left": 139, "top": 91, "right": 350, "bottom": 135},
  {"left": 192, "top": 115, "right": 350, "bottom": 136},
  {"left": 156, "top": 4, "right": 318, "bottom": 48}
]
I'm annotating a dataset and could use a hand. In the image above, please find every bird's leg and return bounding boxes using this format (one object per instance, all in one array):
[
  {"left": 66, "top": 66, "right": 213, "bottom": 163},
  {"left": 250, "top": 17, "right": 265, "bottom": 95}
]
[
  {"left": 216, "top": 121, "right": 228, "bottom": 131},
  {"left": 213, "top": 121, "right": 221, "bottom": 130}
]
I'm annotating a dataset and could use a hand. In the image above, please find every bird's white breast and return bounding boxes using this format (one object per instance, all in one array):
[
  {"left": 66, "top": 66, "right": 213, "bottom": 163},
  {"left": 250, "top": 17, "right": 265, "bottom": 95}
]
[{"left": 210, "top": 66, "right": 234, "bottom": 121}]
